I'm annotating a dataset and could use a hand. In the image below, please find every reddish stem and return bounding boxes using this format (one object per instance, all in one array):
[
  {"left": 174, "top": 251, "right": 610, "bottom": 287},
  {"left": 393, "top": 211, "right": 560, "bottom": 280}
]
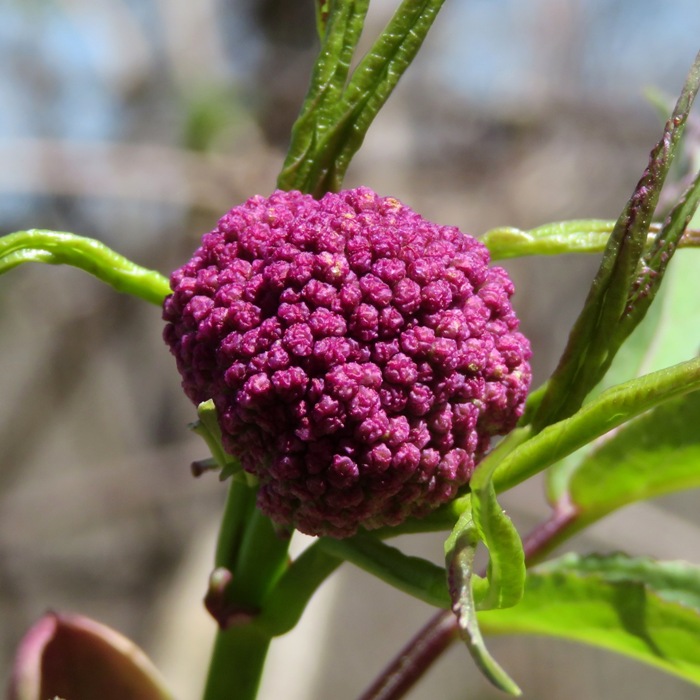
[
  {"left": 357, "top": 611, "right": 458, "bottom": 700},
  {"left": 520, "top": 496, "right": 578, "bottom": 566}
]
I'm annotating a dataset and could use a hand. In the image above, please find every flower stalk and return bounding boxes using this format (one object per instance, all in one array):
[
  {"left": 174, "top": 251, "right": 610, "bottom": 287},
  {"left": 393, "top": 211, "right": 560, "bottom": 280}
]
[{"left": 201, "top": 482, "right": 290, "bottom": 700}]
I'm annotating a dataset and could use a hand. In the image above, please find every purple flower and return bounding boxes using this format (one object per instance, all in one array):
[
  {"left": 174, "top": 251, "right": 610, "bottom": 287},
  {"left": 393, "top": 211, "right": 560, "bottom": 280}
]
[{"left": 164, "top": 187, "right": 531, "bottom": 537}]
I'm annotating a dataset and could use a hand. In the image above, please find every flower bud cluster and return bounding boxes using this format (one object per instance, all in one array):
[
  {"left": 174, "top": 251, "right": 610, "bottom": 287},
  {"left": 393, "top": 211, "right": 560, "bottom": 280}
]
[{"left": 164, "top": 188, "right": 531, "bottom": 537}]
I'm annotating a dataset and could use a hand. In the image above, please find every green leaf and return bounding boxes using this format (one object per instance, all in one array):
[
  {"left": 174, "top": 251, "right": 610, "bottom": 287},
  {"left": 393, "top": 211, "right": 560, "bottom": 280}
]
[
  {"left": 278, "top": 0, "right": 446, "bottom": 195},
  {"left": 314, "top": 0, "right": 447, "bottom": 193},
  {"left": 532, "top": 50, "right": 700, "bottom": 431},
  {"left": 445, "top": 506, "right": 521, "bottom": 696},
  {"left": 314, "top": 0, "right": 332, "bottom": 39},
  {"left": 546, "top": 249, "right": 700, "bottom": 503},
  {"left": 443, "top": 429, "right": 526, "bottom": 695},
  {"left": 620, "top": 164, "right": 700, "bottom": 345},
  {"left": 278, "top": 0, "right": 370, "bottom": 193},
  {"left": 493, "top": 356, "right": 700, "bottom": 494},
  {"left": 317, "top": 534, "right": 449, "bottom": 609},
  {"left": 637, "top": 250, "right": 700, "bottom": 373},
  {"left": 0, "top": 229, "right": 170, "bottom": 305},
  {"left": 479, "top": 554, "right": 700, "bottom": 687},
  {"left": 481, "top": 220, "right": 700, "bottom": 261},
  {"left": 567, "top": 388, "right": 700, "bottom": 526},
  {"left": 468, "top": 450, "right": 526, "bottom": 611},
  {"left": 482, "top": 219, "right": 622, "bottom": 260}
]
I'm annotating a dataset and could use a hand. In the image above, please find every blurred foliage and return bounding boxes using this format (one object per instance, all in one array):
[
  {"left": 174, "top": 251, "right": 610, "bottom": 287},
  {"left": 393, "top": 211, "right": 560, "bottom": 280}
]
[{"left": 181, "top": 88, "right": 247, "bottom": 153}]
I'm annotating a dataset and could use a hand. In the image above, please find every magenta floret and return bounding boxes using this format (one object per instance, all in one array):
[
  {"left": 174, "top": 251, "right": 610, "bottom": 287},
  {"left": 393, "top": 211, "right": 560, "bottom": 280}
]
[{"left": 163, "top": 187, "right": 531, "bottom": 537}]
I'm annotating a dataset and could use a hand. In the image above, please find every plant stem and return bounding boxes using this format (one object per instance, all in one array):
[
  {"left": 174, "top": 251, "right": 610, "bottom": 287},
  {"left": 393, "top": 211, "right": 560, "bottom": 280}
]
[
  {"left": 357, "top": 612, "right": 458, "bottom": 700},
  {"left": 202, "top": 625, "right": 271, "bottom": 700},
  {"left": 201, "top": 480, "right": 291, "bottom": 700}
]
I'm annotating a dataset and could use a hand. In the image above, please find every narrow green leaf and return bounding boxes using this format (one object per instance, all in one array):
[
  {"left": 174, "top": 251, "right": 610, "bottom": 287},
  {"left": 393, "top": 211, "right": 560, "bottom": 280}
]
[
  {"left": 278, "top": 0, "right": 370, "bottom": 193},
  {"left": 481, "top": 220, "right": 700, "bottom": 261},
  {"left": 315, "top": 0, "right": 332, "bottom": 40},
  {"left": 444, "top": 504, "right": 486, "bottom": 607},
  {"left": 469, "top": 453, "right": 526, "bottom": 611},
  {"left": 317, "top": 534, "right": 449, "bottom": 609},
  {"left": 443, "top": 433, "right": 525, "bottom": 696},
  {"left": 443, "top": 427, "right": 528, "bottom": 621},
  {"left": 445, "top": 506, "right": 521, "bottom": 696},
  {"left": 532, "top": 50, "right": 700, "bottom": 431},
  {"left": 479, "top": 554, "right": 700, "bottom": 688},
  {"left": 568, "top": 389, "right": 700, "bottom": 524},
  {"left": 279, "top": 0, "right": 447, "bottom": 195},
  {"left": 0, "top": 229, "right": 170, "bottom": 305},
  {"left": 619, "top": 164, "right": 700, "bottom": 345},
  {"left": 633, "top": 250, "right": 700, "bottom": 373},
  {"left": 493, "top": 357, "right": 700, "bottom": 494},
  {"left": 546, "top": 248, "right": 700, "bottom": 503},
  {"left": 317, "top": 0, "right": 447, "bottom": 192}
]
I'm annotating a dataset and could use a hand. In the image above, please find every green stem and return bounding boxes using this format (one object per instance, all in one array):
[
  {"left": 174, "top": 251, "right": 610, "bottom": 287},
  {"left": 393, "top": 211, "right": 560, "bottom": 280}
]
[
  {"left": 202, "top": 482, "right": 291, "bottom": 700},
  {"left": 202, "top": 625, "right": 271, "bottom": 700},
  {"left": 228, "top": 508, "right": 291, "bottom": 607},
  {"left": 255, "top": 432, "right": 536, "bottom": 638},
  {"left": 0, "top": 229, "right": 171, "bottom": 305},
  {"left": 214, "top": 478, "right": 258, "bottom": 572},
  {"left": 256, "top": 541, "right": 342, "bottom": 636}
]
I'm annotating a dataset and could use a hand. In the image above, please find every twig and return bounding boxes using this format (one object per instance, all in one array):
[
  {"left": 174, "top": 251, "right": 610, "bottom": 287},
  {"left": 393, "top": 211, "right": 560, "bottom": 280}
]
[{"left": 356, "top": 610, "right": 458, "bottom": 700}]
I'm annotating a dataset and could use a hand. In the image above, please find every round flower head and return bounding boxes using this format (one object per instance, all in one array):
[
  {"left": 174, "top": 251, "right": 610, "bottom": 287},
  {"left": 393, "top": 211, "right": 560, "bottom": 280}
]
[{"left": 163, "top": 187, "right": 531, "bottom": 537}]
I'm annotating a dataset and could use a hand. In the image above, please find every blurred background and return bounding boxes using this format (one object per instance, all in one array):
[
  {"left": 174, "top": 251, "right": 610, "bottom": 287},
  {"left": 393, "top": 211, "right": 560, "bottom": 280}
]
[{"left": 1, "top": 1, "right": 700, "bottom": 698}]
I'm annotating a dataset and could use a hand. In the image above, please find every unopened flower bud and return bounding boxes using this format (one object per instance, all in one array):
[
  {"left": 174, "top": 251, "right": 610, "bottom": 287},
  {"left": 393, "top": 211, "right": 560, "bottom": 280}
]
[{"left": 164, "top": 188, "right": 531, "bottom": 537}]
